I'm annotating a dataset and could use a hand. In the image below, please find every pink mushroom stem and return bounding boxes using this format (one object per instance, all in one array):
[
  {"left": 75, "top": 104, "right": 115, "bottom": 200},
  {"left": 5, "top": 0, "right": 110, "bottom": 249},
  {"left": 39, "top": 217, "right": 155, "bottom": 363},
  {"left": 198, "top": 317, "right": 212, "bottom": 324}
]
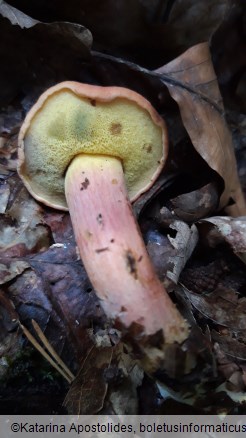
[{"left": 65, "top": 154, "right": 189, "bottom": 350}]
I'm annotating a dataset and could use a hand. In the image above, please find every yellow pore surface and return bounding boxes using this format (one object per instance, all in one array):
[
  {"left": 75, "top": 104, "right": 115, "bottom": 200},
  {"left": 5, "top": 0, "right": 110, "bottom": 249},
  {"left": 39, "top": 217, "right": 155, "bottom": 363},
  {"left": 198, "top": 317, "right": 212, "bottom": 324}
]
[{"left": 23, "top": 89, "right": 163, "bottom": 209}]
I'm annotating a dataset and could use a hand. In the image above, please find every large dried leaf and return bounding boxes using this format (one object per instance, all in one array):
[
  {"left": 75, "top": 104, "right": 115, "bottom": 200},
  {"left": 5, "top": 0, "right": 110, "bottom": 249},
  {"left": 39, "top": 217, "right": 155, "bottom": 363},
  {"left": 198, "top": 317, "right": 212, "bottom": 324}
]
[
  {"left": 6, "top": 244, "right": 106, "bottom": 366},
  {"left": 0, "top": 178, "right": 106, "bottom": 369},
  {"left": 155, "top": 42, "right": 246, "bottom": 216}
]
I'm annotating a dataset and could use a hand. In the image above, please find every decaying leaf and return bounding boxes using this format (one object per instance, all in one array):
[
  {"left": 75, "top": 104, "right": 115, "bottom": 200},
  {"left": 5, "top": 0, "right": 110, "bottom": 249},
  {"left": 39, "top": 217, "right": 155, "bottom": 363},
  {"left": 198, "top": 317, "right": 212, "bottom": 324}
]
[
  {"left": 0, "top": 186, "right": 50, "bottom": 256},
  {"left": 64, "top": 342, "right": 143, "bottom": 415},
  {"left": 0, "top": 290, "right": 21, "bottom": 379},
  {"left": 180, "top": 259, "right": 229, "bottom": 295},
  {"left": 0, "top": 182, "right": 10, "bottom": 213},
  {"left": 146, "top": 221, "right": 198, "bottom": 285},
  {"left": 184, "top": 286, "right": 246, "bottom": 332},
  {"left": 103, "top": 345, "right": 143, "bottom": 415},
  {"left": 200, "top": 216, "right": 246, "bottom": 264},
  {"left": 0, "top": 259, "right": 29, "bottom": 284},
  {"left": 63, "top": 346, "right": 113, "bottom": 414},
  {"left": 212, "top": 331, "right": 246, "bottom": 363},
  {"left": 0, "top": 0, "right": 92, "bottom": 46},
  {"left": 213, "top": 335, "right": 246, "bottom": 394},
  {"left": 0, "top": 0, "right": 245, "bottom": 416},
  {"left": 167, "top": 182, "right": 220, "bottom": 223},
  {"left": 6, "top": 244, "right": 106, "bottom": 365},
  {"left": 155, "top": 42, "right": 246, "bottom": 216},
  {"left": 0, "top": 131, "right": 19, "bottom": 172}
]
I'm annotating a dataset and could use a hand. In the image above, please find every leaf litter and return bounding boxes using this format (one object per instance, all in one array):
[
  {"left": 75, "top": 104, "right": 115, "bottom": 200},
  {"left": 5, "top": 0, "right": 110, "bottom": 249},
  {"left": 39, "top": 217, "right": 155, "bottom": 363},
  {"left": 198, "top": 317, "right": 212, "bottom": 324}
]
[{"left": 0, "top": 0, "right": 245, "bottom": 415}]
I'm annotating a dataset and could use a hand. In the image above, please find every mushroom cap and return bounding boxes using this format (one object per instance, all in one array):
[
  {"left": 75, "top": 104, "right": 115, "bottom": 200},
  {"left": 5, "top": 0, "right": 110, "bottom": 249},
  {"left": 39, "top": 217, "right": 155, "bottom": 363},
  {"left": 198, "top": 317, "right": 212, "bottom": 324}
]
[{"left": 18, "top": 81, "right": 168, "bottom": 210}]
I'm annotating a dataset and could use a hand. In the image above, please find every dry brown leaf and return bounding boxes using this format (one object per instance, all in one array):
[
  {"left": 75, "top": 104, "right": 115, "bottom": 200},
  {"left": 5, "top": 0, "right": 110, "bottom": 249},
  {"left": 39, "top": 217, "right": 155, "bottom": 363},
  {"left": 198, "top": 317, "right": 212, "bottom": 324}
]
[
  {"left": 167, "top": 182, "right": 220, "bottom": 222},
  {"left": 155, "top": 42, "right": 246, "bottom": 216},
  {"left": 180, "top": 260, "right": 228, "bottom": 295},
  {"left": 212, "top": 331, "right": 246, "bottom": 362},
  {"left": 185, "top": 287, "right": 246, "bottom": 332},
  {"left": 6, "top": 243, "right": 106, "bottom": 363},
  {"left": 63, "top": 346, "right": 113, "bottom": 414}
]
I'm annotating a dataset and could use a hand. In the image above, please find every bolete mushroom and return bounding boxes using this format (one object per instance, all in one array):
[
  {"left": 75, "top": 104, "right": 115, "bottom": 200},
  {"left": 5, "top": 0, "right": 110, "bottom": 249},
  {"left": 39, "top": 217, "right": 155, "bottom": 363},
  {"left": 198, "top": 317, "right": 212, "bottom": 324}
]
[{"left": 18, "top": 82, "right": 189, "bottom": 371}]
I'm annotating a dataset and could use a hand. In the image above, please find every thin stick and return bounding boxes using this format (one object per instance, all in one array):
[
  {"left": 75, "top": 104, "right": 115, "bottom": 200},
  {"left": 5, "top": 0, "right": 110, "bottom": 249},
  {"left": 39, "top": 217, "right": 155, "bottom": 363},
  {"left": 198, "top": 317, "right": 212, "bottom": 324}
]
[
  {"left": 20, "top": 323, "right": 73, "bottom": 384},
  {"left": 32, "top": 319, "right": 75, "bottom": 380}
]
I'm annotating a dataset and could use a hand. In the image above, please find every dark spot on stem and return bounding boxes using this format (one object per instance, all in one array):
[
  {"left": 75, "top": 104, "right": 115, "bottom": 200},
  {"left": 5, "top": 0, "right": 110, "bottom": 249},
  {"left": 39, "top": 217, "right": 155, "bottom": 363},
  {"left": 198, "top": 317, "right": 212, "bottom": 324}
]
[
  {"left": 125, "top": 250, "right": 138, "bottom": 279},
  {"left": 138, "top": 255, "right": 143, "bottom": 262},
  {"left": 80, "top": 178, "right": 90, "bottom": 190},
  {"left": 110, "top": 239, "right": 115, "bottom": 243},
  {"left": 95, "top": 247, "right": 109, "bottom": 253},
  {"left": 110, "top": 122, "right": 122, "bottom": 135},
  {"left": 97, "top": 213, "right": 103, "bottom": 226},
  {"left": 90, "top": 99, "right": 97, "bottom": 106}
]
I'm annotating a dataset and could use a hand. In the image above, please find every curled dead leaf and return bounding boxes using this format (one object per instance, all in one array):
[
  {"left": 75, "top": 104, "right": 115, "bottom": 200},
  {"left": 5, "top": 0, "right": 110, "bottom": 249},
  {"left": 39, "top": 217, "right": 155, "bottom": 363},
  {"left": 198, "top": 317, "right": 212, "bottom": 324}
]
[
  {"left": 0, "top": 0, "right": 92, "bottom": 46},
  {"left": 146, "top": 222, "right": 198, "bottom": 285},
  {"left": 167, "top": 182, "right": 220, "bottom": 222},
  {"left": 155, "top": 43, "right": 246, "bottom": 216},
  {"left": 166, "top": 221, "right": 198, "bottom": 284}
]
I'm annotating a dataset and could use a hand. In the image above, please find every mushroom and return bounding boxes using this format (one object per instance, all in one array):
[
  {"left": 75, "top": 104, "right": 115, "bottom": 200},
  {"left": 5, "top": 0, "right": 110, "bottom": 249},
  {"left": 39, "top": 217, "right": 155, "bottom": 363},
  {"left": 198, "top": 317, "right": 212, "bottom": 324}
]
[{"left": 18, "top": 82, "right": 189, "bottom": 371}]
